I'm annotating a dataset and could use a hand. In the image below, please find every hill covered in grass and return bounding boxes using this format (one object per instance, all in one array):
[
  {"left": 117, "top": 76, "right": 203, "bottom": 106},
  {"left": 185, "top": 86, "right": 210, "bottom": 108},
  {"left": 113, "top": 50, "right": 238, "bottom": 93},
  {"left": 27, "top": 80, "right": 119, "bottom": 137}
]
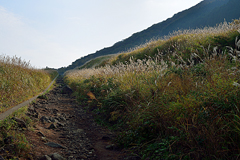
[
  {"left": 0, "top": 55, "right": 58, "bottom": 113},
  {"left": 64, "top": 20, "right": 240, "bottom": 159},
  {"left": 58, "top": 0, "right": 240, "bottom": 74}
]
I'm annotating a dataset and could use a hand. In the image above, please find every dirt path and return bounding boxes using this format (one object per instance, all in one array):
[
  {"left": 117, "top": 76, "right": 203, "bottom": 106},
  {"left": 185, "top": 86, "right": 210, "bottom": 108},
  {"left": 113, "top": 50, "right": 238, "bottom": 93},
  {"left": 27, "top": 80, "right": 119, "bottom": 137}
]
[{"left": 25, "top": 77, "right": 129, "bottom": 160}]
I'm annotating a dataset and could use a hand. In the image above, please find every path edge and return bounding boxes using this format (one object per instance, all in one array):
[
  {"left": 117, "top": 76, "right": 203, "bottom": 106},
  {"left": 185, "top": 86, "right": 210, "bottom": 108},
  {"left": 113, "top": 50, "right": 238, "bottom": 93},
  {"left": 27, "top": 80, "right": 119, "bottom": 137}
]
[{"left": 0, "top": 75, "right": 59, "bottom": 121}]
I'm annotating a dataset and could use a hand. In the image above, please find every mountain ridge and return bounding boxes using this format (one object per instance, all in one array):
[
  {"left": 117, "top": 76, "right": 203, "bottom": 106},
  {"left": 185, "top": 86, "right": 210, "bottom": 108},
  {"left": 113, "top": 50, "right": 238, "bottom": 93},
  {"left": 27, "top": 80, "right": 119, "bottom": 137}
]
[{"left": 58, "top": 0, "right": 240, "bottom": 74}]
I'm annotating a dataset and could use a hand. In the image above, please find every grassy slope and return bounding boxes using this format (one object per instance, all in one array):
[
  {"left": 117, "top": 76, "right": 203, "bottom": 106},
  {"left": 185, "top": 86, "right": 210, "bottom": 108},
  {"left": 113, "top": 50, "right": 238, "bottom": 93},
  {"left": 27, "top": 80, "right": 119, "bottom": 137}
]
[
  {"left": 65, "top": 20, "right": 240, "bottom": 159},
  {"left": 0, "top": 106, "right": 34, "bottom": 159},
  {"left": 78, "top": 54, "right": 114, "bottom": 69},
  {"left": 59, "top": 0, "right": 240, "bottom": 74},
  {"left": 0, "top": 55, "right": 58, "bottom": 113},
  {"left": 0, "top": 55, "right": 58, "bottom": 159}
]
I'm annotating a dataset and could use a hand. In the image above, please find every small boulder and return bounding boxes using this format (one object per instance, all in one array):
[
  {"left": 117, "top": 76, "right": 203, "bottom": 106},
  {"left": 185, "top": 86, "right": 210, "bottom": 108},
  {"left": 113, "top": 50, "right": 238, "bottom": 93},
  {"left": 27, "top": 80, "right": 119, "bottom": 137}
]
[
  {"left": 45, "top": 142, "right": 66, "bottom": 149},
  {"left": 59, "top": 116, "right": 66, "bottom": 121},
  {"left": 40, "top": 116, "right": 49, "bottom": 124}
]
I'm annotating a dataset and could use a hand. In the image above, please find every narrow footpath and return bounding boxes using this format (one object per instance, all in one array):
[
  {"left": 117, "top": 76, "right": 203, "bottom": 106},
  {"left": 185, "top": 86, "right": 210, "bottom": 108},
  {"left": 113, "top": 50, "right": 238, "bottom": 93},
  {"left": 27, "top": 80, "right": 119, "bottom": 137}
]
[{"left": 25, "top": 77, "right": 131, "bottom": 160}]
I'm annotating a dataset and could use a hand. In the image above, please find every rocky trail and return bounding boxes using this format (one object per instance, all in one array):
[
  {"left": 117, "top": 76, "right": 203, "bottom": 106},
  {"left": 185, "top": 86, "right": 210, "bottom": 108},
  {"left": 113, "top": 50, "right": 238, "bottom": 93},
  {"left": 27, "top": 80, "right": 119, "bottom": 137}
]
[{"left": 24, "top": 77, "right": 135, "bottom": 160}]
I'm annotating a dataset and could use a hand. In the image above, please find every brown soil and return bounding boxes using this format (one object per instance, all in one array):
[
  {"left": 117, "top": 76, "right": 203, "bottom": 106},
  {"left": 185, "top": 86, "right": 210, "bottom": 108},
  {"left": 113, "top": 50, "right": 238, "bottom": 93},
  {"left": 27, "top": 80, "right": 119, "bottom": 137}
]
[{"left": 24, "top": 77, "right": 131, "bottom": 160}]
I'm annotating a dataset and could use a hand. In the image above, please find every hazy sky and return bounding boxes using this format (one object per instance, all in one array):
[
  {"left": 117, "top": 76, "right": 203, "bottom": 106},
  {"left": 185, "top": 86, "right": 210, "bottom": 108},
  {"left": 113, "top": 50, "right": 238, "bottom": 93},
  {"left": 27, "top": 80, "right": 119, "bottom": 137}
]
[{"left": 0, "top": 0, "right": 202, "bottom": 68}]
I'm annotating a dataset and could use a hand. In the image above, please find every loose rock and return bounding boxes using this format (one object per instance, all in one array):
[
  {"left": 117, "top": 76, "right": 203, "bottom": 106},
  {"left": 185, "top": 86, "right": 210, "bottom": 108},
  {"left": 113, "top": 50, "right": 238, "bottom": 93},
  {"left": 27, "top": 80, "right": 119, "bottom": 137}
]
[
  {"left": 26, "top": 77, "right": 124, "bottom": 160},
  {"left": 72, "top": 129, "right": 84, "bottom": 134},
  {"left": 50, "top": 153, "right": 66, "bottom": 160},
  {"left": 40, "top": 116, "right": 49, "bottom": 124},
  {"left": 48, "top": 123, "right": 57, "bottom": 129},
  {"left": 105, "top": 144, "right": 118, "bottom": 150},
  {"left": 39, "top": 155, "right": 52, "bottom": 160},
  {"left": 45, "top": 142, "right": 66, "bottom": 149},
  {"left": 37, "top": 131, "right": 45, "bottom": 137},
  {"left": 41, "top": 137, "right": 48, "bottom": 142}
]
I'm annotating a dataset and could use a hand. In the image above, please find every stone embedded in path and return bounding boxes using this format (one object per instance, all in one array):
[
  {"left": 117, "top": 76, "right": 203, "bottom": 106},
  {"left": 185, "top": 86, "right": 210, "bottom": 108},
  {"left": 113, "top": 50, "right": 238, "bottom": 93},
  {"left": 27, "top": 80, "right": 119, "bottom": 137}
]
[
  {"left": 45, "top": 142, "right": 66, "bottom": 149},
  {"left": 39, "top": 155, "right": 52, "bottom": 160},
  {"left": 105, "top": 144, "right": 118, "bottom": 150},
  {"left": 71, "top": 129, "right": 84, "bottom": 134},
  {"left": 57, "top": 122, "right": 64, "bottom": 127},
  {"left": 50, "top": 153, "right": 66, "bottom": 160},
  {"left": 52, "top": 109, "right": 59, "bottom": 114},
  {"left": 49, "top": 117, "right": 58, "bottom": 123},
  {"left": 41, "top": 137, "right": 48, "bottom": 142},
  {"left": 37, "top": 131, "right": 45, "bottom": 137},
  {"left": 40, "top": 116, "right": 49, "bottom": 123},
  {"left": 48, "top": 123, "right": 57, "bottom": 129}
]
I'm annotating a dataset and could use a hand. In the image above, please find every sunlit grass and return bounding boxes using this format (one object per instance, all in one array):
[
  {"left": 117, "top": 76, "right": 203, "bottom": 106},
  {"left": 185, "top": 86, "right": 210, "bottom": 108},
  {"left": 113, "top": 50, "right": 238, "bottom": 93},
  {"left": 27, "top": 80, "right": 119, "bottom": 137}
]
[
  {"left": 0, "top": 55, "right": 58, "bottom": 113},
  {"left": 64, "top": 19, "right": 240, "bottom": 159},
  {"left": 0, "top": 55, "right": 58, "bottom": 159},
  {"left": 78, "top": 54, "right": 114, "bottom": 69},
  {"left": 99, "top": 20, "right": 240, "bottom": 67}
]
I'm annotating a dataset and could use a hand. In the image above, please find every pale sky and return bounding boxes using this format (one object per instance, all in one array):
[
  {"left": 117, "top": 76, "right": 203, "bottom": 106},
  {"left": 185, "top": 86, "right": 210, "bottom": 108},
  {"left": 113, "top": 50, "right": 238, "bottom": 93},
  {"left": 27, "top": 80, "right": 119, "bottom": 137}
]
[{"left": 0, "top": 0, "right": 202, "bottom": 68}]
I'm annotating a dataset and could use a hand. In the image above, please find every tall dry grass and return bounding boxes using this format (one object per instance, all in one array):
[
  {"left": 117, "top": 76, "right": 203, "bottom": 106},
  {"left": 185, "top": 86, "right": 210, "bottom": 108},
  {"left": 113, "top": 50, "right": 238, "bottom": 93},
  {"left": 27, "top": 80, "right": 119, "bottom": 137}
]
[
  {"left": 0, "top": 55, "right": 57, "bottom": 113},
  {"left": 64, "top": 20, "right": 240, "bottom": 159},
  {"left": 98, "top": 20, "right": 240, "bottom": 67}
]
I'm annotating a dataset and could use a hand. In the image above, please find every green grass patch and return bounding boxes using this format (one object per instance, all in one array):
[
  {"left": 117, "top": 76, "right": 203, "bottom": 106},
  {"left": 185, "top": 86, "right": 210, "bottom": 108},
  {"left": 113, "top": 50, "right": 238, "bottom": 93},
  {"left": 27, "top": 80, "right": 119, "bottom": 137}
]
[{"left": 0, "top": 106, "right": 34, "bottom": 159}]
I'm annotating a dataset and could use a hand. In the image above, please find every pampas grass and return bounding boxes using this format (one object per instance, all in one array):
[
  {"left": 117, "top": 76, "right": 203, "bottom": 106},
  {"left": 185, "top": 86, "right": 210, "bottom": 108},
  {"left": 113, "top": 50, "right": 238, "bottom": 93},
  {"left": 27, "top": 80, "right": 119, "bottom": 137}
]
[{"left": 64, "top": 19, "right": 240, "bottom": 159}]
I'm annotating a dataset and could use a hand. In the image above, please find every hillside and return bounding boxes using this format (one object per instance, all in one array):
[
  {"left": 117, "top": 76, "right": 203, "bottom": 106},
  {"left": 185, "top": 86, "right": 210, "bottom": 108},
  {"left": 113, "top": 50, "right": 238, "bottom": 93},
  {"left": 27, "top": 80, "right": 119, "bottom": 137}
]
[
  {"left": 0, "top": 55, "right": 58, "bottom": 113},
  {"left": 64, "top": 20, "right": 240, "bottom": 159},
  {"left": 58, "top": 0, "right": 240, "bottom": 74}
]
